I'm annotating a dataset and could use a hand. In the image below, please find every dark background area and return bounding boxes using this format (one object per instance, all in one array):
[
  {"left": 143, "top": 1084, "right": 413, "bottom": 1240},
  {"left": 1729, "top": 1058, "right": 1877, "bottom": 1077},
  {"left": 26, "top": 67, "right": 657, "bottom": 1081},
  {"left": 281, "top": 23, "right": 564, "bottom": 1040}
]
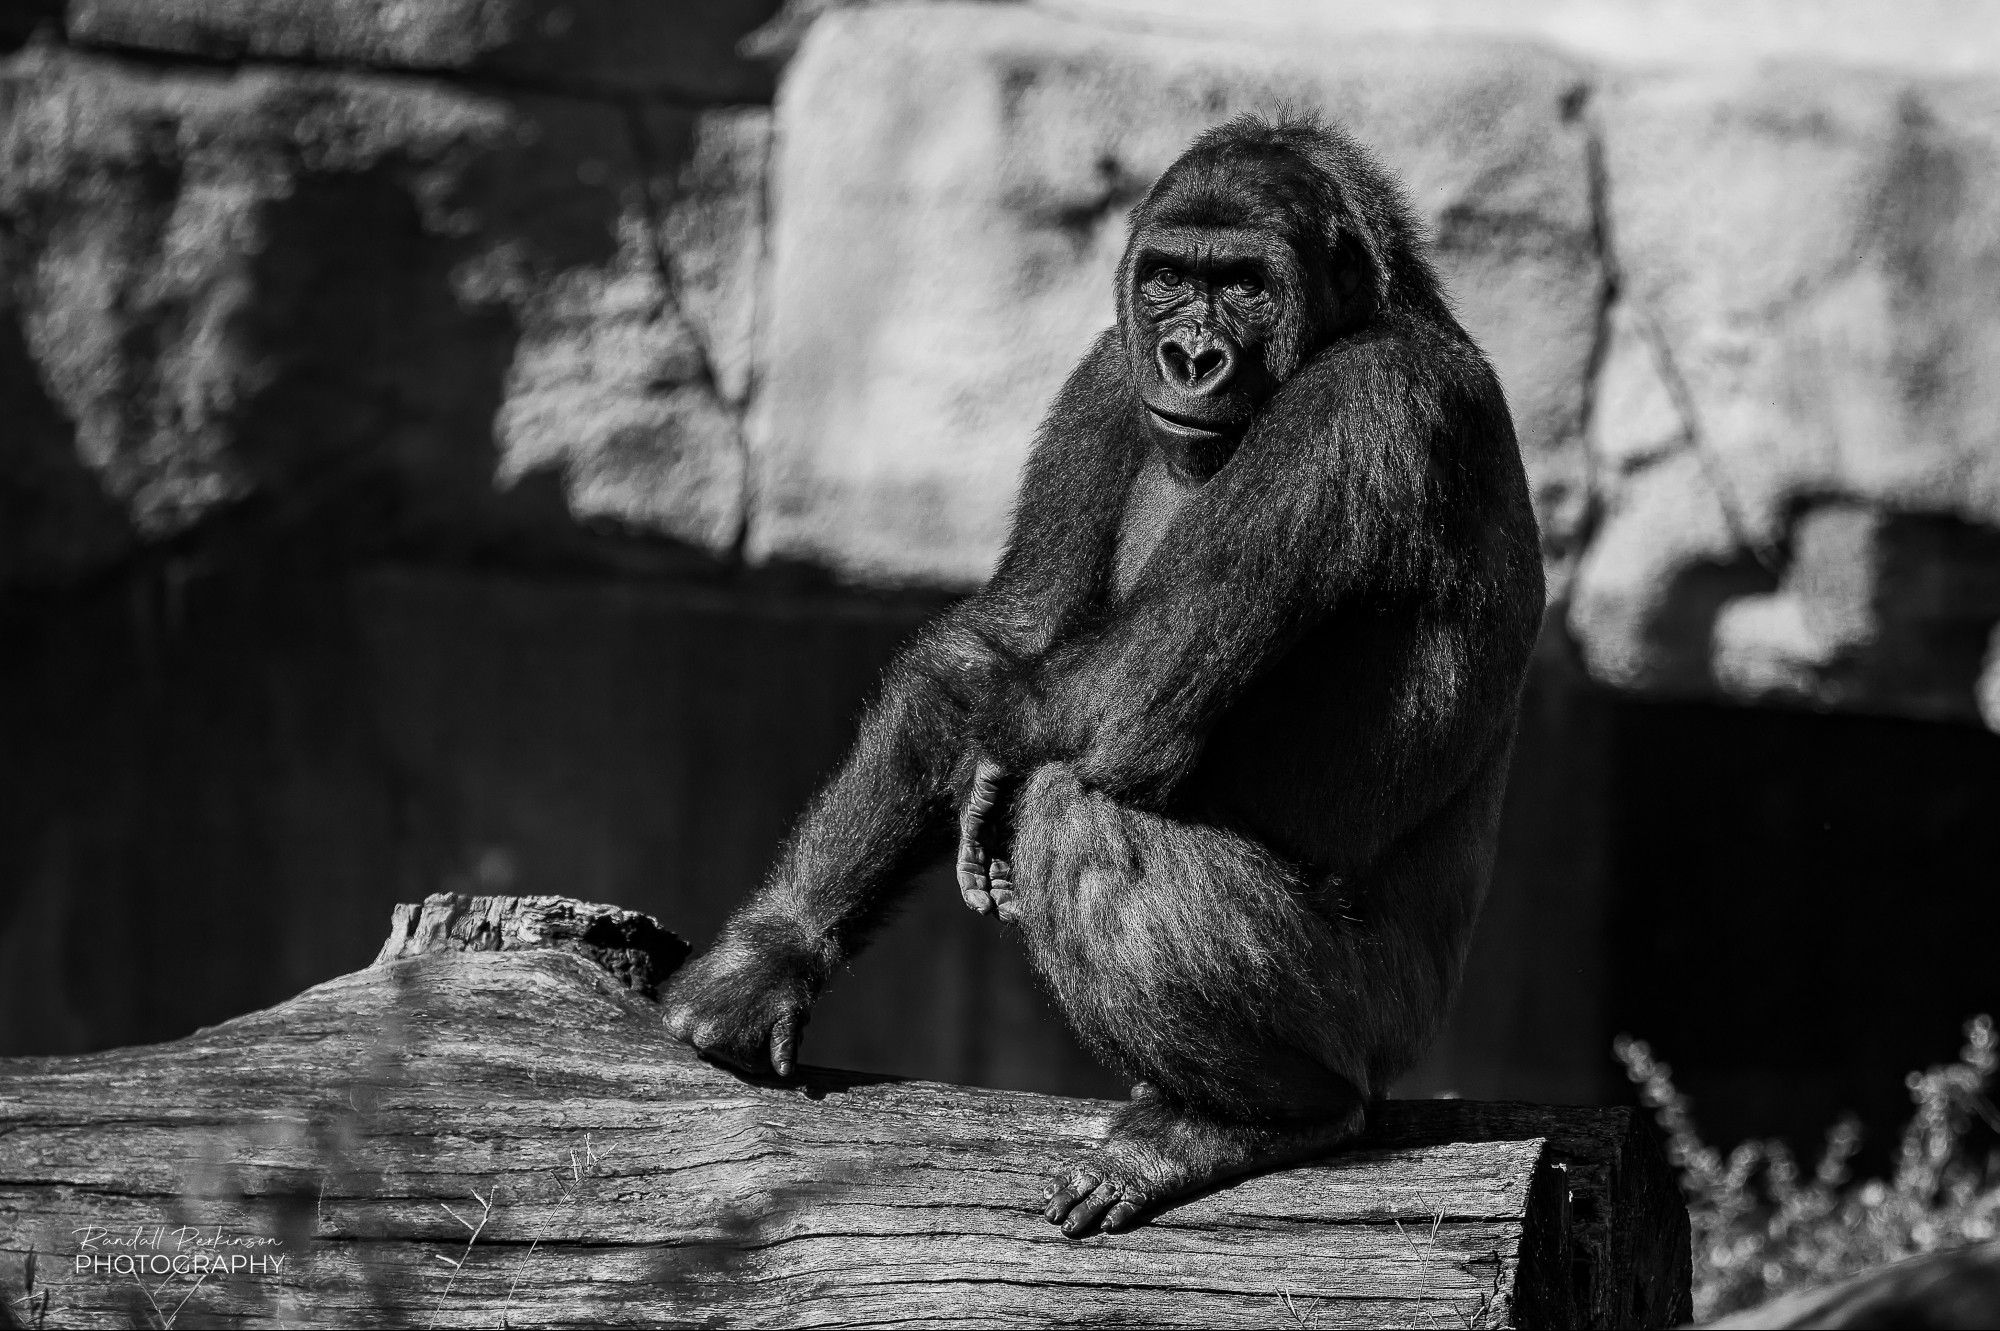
[
  {"left": 1608, "top": 700, "right": 2000, "bottom": 1169},
  {"left": 0, "top": 555, "right": 1118, "bottom": 1098},
  {"left": 6, "top": 548, "right": 1996, "bottom": 1170}
]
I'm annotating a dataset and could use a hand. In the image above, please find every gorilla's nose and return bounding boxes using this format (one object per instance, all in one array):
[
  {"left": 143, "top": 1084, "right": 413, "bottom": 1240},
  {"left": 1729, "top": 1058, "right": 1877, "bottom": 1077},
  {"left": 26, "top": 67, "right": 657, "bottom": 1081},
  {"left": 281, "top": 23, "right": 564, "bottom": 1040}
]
[{"left": 1156, "top": 332, "right": 1237, "bottom": 397}]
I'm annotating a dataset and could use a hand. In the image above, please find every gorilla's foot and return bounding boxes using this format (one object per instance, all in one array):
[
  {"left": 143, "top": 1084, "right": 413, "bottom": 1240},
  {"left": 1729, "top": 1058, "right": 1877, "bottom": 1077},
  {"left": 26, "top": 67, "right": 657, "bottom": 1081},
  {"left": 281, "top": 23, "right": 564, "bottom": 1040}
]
[{"left": 1040, "top": 1094, "right": 1364, "bottom": 1238}]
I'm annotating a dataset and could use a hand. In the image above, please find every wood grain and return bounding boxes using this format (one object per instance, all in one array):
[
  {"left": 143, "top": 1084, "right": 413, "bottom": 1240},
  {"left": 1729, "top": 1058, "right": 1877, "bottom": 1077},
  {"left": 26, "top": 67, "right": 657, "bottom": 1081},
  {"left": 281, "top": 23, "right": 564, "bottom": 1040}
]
[{"left": 0, "top": 895, "right": 1688, "bottom": 1328}]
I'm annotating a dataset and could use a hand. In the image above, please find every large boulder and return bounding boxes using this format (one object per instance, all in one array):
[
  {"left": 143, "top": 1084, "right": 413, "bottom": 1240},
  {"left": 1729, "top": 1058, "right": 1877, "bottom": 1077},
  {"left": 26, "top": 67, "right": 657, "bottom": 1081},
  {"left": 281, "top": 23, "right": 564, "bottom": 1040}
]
[
  {"left": 1033, "top": 0, "right": 2000, "bottom": 79},
  {"left": 67, "top": 0, "right": 785, "bottom": 102},
  {"left": 748, "top": 1, "right": 1603, "bottom": 587},
  {"left": 0, "top": 47, "right": 764, "bottom": 587},
  {"left": 1572, "top": 67, "right": 2000, "bottom": 723}
]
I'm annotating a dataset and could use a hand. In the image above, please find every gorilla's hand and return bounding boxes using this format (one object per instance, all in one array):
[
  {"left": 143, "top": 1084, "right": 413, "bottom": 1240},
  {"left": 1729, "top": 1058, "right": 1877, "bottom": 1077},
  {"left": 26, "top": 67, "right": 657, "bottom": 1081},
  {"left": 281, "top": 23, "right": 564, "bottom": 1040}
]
[
  {"left": 956, "top": 758, "right": 1019, "bottom": 922},
  {"left": 661, "top": 923, "right": 822, "bottom": 1078}
]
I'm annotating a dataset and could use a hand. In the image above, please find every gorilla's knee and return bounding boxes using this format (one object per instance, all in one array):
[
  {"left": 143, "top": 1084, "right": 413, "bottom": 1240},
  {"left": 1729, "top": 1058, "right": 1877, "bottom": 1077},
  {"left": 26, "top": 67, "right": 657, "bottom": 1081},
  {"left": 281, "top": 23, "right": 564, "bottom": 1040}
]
[
  {"left": 1013, "top": 763, "right": 1120, "bottom": 883},
  {"left": 1017, "top": 762, "right": 1087, "bottom": 824}
]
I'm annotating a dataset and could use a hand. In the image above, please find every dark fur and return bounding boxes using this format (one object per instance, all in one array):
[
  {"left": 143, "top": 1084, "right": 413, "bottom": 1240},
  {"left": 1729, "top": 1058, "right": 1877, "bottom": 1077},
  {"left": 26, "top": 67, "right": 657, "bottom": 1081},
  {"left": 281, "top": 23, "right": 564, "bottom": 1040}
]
[{"left": 663, "top": 113, "right": 1545, "bottom": 1236}]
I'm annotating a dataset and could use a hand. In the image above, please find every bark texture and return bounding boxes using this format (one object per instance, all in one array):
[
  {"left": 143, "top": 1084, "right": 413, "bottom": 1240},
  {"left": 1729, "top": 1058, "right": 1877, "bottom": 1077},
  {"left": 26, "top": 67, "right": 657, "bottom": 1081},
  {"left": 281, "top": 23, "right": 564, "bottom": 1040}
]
[{"left": 0, "top": 894, "right": 1690, "bottom": 1328}]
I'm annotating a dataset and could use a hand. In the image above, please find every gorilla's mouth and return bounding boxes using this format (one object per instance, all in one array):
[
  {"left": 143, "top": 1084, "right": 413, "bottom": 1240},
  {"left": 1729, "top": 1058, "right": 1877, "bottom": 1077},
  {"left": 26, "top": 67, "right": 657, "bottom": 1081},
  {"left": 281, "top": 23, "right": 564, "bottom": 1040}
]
[{"left": 1144, "top": 405, "right": 1238, "bottom": 443}]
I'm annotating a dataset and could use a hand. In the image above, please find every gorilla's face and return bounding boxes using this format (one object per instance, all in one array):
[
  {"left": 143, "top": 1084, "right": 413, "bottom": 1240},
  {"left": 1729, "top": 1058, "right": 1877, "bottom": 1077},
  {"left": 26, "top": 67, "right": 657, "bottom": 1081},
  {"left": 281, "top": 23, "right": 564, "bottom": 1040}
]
[
  {"left": 1126, "top": 230, "right": 1285, "bottom": 450},
  {"left": 1119, "top": 145, "right": 1365, "bottom": 464}
]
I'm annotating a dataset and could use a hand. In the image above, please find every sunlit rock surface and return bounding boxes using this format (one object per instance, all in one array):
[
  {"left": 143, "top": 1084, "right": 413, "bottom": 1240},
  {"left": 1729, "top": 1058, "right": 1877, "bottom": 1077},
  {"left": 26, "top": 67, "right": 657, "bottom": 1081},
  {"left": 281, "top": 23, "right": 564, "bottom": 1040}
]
[
  {"left": 750, "top": 4, "right": 1602, "bottom": 587},
  {"left": 1575, "top": 68, "right": 2000, "bottom": 723},
  {"left": 5, "top": 0, "right": 2000, "bottom": 729},
  {"left": 0, "top": 46, "right": 761, "bottom": 582},
  {"left": 68, "top": 0, "right": 783, "bottom": 101}
]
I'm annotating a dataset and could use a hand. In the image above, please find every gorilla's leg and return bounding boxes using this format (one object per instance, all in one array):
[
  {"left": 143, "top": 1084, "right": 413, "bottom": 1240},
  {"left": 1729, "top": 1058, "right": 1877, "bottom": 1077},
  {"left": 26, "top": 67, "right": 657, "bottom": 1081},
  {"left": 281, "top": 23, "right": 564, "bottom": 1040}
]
[{"left": 1007, "top": 761, "right": 1503, "bottom": 1236}]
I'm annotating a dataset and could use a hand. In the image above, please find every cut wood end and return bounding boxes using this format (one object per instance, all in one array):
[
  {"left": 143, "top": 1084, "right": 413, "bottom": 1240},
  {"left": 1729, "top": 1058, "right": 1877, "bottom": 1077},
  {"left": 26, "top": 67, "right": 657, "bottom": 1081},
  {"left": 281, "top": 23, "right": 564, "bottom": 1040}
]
[{"left": 370, "top": 892, "right": 691, "bottom": 998}]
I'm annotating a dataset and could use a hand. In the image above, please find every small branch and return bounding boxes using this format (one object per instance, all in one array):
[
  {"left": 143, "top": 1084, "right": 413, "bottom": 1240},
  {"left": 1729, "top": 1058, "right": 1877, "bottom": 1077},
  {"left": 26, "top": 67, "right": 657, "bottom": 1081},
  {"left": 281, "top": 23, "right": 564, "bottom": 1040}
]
[{"left": 430, "top": 1189, "right": 495, "bottom": 1327}]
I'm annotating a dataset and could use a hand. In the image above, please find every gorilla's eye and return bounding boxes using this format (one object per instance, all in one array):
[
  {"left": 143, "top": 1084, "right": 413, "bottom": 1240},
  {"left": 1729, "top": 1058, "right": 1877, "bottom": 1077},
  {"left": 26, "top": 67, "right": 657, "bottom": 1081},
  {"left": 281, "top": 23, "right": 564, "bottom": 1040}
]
[
  {"left": 1149, "top": 267, "right": 1185, "bottom": 290},
  {"left": 1231, "top": 276, "right": 1265, "bottom": 297}
]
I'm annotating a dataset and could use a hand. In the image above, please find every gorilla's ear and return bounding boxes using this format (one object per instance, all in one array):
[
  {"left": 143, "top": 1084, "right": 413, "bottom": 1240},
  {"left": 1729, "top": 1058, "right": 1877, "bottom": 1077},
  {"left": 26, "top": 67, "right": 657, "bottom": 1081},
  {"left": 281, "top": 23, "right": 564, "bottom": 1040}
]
[
  {"left": 1334, "top": 245, "right": 1365, "bottom": 299},
  {"left": 1322, "top": 228, "right": 1383, "bottom": 336},
  {"left": 1287, "top": 133, "right": 1397, "bottom": 321}
]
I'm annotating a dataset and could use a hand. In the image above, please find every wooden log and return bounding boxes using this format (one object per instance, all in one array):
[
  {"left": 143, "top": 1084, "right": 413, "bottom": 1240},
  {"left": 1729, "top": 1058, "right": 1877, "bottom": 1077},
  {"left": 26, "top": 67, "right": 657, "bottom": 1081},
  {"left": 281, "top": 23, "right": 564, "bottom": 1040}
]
[{"left": 0, "top": 894, "right": 1689, "bottom": 1329}]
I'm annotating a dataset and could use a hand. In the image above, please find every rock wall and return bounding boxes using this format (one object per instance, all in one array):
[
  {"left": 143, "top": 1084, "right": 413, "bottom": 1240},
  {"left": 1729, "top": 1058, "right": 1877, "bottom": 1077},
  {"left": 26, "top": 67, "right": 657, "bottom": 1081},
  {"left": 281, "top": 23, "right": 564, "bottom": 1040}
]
[
  {"left": 0, "top": 22, "right": 770, "bottom": 586},
  {"left": 8, "top": 0, "right": 2000, "bottom": 722}
]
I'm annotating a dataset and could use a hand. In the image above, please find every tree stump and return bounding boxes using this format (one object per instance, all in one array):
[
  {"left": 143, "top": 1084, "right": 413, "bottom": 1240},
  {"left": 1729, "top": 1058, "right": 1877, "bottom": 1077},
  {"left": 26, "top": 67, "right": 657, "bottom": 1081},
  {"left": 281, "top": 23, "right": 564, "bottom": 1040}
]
[{"left": 0, "top": 894, "right": 1690, "bottom": 1328}]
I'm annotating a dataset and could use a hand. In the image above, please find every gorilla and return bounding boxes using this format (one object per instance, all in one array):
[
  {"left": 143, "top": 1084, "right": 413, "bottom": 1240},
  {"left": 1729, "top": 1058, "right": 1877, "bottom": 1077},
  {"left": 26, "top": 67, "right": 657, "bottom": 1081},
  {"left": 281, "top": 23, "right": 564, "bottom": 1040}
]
[{"left": 663, "top": 112, "right": 1545, "bottom": 1238}]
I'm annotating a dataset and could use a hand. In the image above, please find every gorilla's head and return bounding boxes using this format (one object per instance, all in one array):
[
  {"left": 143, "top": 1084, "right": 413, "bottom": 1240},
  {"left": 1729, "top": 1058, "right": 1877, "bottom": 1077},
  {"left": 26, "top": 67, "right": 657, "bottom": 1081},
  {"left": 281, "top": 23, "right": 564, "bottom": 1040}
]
[{"left": 1117, "top": 113, "right": 1430, "bottom": 464}]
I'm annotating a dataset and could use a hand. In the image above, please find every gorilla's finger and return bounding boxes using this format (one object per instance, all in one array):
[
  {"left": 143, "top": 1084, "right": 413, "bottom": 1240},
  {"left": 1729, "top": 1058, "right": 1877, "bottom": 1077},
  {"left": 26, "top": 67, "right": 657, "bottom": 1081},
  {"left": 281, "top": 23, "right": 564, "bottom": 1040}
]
[
  {"left": 1062, "top": 1183, "right": 1122, "bottom": 1238},
  {"left": 769, "top": 1015, "right": 800, "bottom": 1078},
  {"left": 965, "top": 761, "right": 1009, "bottom": 822},
  {"left": 1044, "top": 1169, "right": 1098, "bottom": 1224},
  {"left": 987, "top": 858, "right": 1015, "bottom": 920},
  {"left": 1102, "top": 1197, "right": 1145, "bottom": 1232}
]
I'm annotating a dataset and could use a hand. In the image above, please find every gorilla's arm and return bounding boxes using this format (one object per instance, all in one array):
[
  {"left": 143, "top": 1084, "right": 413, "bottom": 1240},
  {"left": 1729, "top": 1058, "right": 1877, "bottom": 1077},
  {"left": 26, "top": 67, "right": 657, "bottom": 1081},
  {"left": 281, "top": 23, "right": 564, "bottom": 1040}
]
[
  {"left": 660, "top": 336, "right": 1141, "bottom": 1074},
  {"left": 661, "top": 606, "right": 999, "bottom": 1074},
  {"left": 976, "top": 400, "right": 1347, "bottom": 807},
  {"left": 980, "top": 332, "right": 1538, "bottom": 833}
]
